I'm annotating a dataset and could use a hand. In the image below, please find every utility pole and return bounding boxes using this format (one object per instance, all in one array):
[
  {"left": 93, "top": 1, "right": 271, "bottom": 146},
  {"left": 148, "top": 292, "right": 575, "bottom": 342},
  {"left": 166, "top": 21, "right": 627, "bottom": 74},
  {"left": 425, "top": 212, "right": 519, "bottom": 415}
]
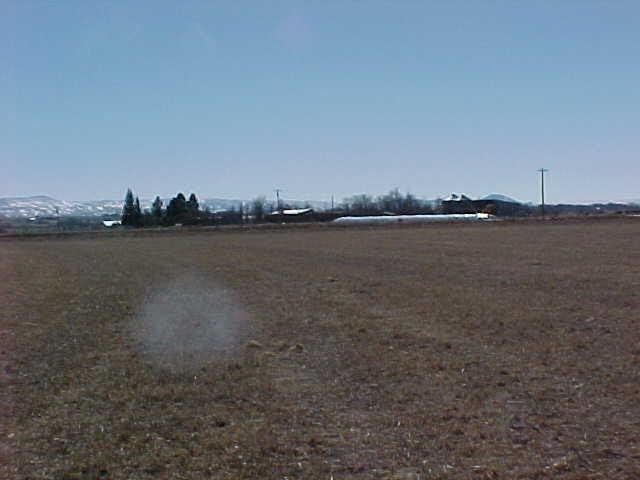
[
  {"left": 538, "top": 168, "right": 548, "bottom": 218},
  {"left": 275, "top": 189, "right": 283, "bottom": 224},
  {"left": 331, "top": 194, "right": 334, "bottom": 211}
]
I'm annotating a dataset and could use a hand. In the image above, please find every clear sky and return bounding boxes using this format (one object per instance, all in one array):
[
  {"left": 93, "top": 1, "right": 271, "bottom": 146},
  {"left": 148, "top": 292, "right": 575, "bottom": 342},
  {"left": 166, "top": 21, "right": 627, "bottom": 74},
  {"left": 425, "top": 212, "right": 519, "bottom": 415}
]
[{"left": 3, "top": 1, "right": 639, "bottom": 204}]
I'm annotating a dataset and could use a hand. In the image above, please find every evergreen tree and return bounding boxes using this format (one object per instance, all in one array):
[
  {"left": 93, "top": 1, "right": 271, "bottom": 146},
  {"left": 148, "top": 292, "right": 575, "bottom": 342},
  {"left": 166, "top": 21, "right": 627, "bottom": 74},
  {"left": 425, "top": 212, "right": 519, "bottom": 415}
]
[
  {"left": 166, "top": 193, "right": 187, "bottom": 224},
  {"left": 151, "top": 196, "right": 163, "bottom": 223},
  {"left": 134, "top": 196, "right": 143, "bottom": 226},
  {"left": 186, "top": 193, "right": 200, "bottom": 223},
  {"left": 186, "top": 193, "right": 199, "bottom": 213},
  {"left": 121, "top": 189, "right": 136, "bottom": 226}
]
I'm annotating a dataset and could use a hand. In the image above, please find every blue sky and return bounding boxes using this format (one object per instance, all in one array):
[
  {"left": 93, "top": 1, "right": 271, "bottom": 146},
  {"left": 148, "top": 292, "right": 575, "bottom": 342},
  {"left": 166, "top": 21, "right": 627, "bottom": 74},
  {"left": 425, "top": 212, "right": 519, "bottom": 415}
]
[{"left": 3, "top": 1, "right": 639, "bottom": 203}]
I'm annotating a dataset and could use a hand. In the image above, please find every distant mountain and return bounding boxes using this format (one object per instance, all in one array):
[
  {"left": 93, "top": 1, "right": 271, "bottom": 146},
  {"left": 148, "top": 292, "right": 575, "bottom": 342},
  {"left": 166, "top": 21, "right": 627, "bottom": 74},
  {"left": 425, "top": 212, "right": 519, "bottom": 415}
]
[
  {"left": 0, "top": 196, "right": 332, "bottom": 218},
  {"left": 0, "top": 196, "right": 123, "bottom": 218},
  {"left": 481, "top": 193, "right": 522, "bottom": 204}
]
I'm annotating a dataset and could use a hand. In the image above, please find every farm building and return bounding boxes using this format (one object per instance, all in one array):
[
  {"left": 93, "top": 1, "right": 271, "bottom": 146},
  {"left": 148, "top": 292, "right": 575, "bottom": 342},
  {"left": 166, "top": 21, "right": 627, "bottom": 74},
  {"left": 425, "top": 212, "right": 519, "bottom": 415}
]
[
  {"left": 266, "top": 208, "right": 314, "bottom": 223},
  {"left": 442, "top": 194, "right": 530, "bottom": 217},
  {"left": 441, "top": 194, "right": 475, "bottom": 214},
  {"left": 102, "top": 220, "right": 122, "bottom": 228}
]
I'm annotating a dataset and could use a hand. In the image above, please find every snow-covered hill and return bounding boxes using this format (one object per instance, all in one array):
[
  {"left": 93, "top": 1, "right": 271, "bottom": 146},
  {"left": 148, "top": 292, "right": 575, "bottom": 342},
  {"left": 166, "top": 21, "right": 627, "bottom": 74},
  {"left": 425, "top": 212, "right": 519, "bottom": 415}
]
[
  {"left": 0, "top": 196, "right": 124, "bottom": 218},
  {"left": 0, "top": 196, "right": 331, "bottom": 218}
]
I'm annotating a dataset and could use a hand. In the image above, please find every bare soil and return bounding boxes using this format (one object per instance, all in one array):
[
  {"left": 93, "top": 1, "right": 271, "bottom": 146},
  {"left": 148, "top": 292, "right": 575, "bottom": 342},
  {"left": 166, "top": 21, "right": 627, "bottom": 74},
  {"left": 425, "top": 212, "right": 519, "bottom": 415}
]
[{"left": 2, "top": 219, "right": 639, "bottom": 479}]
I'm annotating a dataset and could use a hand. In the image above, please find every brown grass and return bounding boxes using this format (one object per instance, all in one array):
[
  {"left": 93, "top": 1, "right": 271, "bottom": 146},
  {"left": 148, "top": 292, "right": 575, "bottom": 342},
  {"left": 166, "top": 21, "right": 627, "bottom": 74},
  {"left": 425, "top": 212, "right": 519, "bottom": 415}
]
[{"left": 2, "top": 219, "right": 640, "bottom": 479}]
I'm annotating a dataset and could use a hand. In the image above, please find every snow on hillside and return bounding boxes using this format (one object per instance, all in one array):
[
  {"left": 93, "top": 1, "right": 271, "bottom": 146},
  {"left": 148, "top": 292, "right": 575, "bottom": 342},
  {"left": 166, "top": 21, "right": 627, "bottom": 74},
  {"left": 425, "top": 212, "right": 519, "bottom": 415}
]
[
  {"left": 0, "top": 196, "right": 123, "bottom": 218},
  {"left": 0, "top": 196, "right": 331, "bottom": 218}
]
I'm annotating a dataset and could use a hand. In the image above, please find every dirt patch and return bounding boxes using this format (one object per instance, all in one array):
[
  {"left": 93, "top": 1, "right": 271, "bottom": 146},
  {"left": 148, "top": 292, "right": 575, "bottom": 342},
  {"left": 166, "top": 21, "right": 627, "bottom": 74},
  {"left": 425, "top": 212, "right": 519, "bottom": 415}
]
[{"left": 0, "top": 248, "right": 18, "bottom": 479}]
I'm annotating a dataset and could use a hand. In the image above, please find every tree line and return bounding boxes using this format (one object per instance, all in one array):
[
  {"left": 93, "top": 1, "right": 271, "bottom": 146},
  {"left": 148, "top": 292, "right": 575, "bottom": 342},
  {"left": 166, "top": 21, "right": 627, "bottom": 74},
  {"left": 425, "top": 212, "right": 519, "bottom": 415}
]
[
  {"left": 122, "top": 189, "right": 262, "bottom": 227},
  {"left": 339, "top": 188, "right": 435, "bottom": 216},
  {"left": 120, "top": 188, "right": 436, "bottom": 227}
]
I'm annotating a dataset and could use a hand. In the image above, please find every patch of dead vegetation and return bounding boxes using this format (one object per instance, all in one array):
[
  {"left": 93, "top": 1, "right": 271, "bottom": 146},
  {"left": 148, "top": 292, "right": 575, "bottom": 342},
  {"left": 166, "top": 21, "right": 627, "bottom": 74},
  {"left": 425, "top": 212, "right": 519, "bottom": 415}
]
[{"left": 3, "top": 218, "right": 640, "bottom": 478}]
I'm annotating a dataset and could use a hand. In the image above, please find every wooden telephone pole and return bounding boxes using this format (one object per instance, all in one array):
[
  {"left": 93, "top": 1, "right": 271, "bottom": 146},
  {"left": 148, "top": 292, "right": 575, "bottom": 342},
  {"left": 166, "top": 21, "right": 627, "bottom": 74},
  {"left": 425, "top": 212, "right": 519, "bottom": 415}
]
[
  {"left": 275, "top": 189, "right": 283, "bottom": 224},
  {"left": 538, "top": 168, "right": 548, "bottom": 218}
]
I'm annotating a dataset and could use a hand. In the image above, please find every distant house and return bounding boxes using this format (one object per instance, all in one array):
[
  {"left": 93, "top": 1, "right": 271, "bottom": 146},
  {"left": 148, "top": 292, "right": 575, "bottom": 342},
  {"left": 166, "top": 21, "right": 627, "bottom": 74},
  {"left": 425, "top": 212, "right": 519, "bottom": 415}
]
[
  {"left": 441, "top": 194, "right": 476, "bottom": 214},
  {"left": 102, "top": 220, "right": 122, "bottom": 228},
  {"left": 442, "top": 193, "right": 530, "bottom": 216},
  {"left": 266, "top": 208, "right": 314, "bottom": 223}
]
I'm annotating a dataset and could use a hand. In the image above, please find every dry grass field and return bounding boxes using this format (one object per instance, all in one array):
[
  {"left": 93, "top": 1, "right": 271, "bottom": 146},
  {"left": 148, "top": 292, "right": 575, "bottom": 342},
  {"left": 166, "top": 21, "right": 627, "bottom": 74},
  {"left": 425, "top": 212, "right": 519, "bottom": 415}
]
[{"left": 1, "top": 219, "right": 639, "bottom": 479}]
